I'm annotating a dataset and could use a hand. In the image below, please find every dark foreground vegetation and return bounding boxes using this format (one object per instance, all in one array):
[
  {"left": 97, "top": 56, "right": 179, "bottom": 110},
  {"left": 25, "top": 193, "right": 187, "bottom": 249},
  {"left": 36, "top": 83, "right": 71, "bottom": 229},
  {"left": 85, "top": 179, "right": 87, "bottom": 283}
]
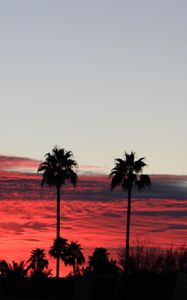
[
  {"left": 0, "top": 245, "right": 186, "bottom": 299},
  {"left": 0, "top": 147, "right": 186, "bottom": 298},
  {"left": 0, "top": 273, "right": 177, "bottom": 300}
]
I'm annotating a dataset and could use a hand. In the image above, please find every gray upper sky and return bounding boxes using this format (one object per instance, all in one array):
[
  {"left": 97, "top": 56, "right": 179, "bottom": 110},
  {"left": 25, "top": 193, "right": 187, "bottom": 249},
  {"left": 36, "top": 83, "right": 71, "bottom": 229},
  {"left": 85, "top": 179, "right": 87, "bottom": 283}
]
[{"left": 1, "top": 0, "right": 187, "bottom": 174}]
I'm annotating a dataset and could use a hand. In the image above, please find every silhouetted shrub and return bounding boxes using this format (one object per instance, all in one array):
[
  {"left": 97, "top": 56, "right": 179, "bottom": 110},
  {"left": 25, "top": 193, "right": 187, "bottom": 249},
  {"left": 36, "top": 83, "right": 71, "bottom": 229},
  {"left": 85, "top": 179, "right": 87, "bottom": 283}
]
[{"left": 118, "top": 244, "right": 187, "bottom": 274}]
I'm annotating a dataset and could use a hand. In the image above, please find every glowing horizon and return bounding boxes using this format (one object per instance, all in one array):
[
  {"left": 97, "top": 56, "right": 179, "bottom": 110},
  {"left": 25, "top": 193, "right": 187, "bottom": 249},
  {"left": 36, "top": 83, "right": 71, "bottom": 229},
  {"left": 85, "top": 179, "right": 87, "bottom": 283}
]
[{"left": 0, "top": 154, "right": 187, "bottom": 275}]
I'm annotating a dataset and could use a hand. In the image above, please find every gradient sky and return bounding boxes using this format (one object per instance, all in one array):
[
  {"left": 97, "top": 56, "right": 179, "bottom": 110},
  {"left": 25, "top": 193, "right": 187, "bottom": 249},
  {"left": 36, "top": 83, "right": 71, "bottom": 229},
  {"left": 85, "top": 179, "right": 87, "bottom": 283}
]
[{"left": 0, "top": 0, "right": 187, "bottom": 175}]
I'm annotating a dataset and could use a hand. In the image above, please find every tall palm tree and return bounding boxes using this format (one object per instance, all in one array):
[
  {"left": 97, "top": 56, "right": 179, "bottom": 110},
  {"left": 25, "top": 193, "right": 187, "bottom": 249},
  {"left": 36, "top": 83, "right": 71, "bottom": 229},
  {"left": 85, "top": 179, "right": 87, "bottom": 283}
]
[
  {"left": 110, "top": 151, "right": 151, "bottom": 272},
  {"left": 65, "top": 241, "right": 85, "bottom": 276},
  {"left": 38, "top": 146, "right": 78, "bottom": 277}
]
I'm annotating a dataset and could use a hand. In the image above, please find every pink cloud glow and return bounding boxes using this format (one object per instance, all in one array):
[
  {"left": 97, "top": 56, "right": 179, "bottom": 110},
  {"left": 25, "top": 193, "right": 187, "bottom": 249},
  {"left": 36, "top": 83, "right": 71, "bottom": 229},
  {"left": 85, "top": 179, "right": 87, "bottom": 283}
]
[
  {"left": 0, "top": 155, "right": 41, "bottom": 172},
  {"left": 0, "top": 154, "right": 187, "bottom": 275},
  {"left": 0, "top": 197, "right": 186, "bottom": 276}
]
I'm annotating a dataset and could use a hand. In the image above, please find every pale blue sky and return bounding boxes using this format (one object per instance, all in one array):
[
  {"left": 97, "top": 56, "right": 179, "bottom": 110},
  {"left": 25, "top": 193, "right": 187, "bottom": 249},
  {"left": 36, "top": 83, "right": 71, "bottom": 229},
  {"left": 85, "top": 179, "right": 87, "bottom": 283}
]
[{"left": 0, "top": 0, "right": 187, "bottom": 174}]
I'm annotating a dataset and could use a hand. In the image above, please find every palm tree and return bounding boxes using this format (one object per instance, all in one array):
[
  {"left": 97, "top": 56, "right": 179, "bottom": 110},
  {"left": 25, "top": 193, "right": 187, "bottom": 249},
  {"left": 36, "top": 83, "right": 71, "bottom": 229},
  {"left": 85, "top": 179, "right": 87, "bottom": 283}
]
[
  {"left": 38, "top": 146, "right": 78, "bottom": 277},
  {"left": 2, "top": 261, "right": 29, "bottom": 279},
  {"left": 49, "top": 237, "right": 68, "bottom": 276},
  {"left": 88, "top": 247, "right": 119, "bottom": 276},
  {"left": 28, "top": 248, "right": 48, "bottom": 272},
  {"left": 88, "top": 247, "right": 109, "bottom": 275},
  {"left": 0, "top": 260, "right": 9, "bottom": 277},
  {"left": 110, "top": 151, "right": 151, "bottom": 273},
  {"left": 65, "top": 241, "right": 85, "bottom": 276}
]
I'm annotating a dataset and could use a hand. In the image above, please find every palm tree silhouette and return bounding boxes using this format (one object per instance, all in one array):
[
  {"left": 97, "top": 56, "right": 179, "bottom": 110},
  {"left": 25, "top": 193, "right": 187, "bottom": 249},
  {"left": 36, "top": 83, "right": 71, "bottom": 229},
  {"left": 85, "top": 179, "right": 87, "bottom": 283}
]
[
  {"left": 65, "top": 241, "right": 85, "bottom": 276},
  {"left": 28, "top": 248, "right": 48, "bottom": 272},
  {"left": 110, "top": 151, "right": 151, "bottom": 272},
  {"left": 88, "top": 247, "right": 109, "bottom": 275},
  {"left": 49, "top": 237, "right": 68, "bottom": 276},
  {"left": 87, "top": 247, "right": 119, "bottom": 276},
  {"left": 38, "top": 146, "right": 78, "bottom": 277},
  {"left": 1, "top": 261, "right": 29, "bottom": 279}
]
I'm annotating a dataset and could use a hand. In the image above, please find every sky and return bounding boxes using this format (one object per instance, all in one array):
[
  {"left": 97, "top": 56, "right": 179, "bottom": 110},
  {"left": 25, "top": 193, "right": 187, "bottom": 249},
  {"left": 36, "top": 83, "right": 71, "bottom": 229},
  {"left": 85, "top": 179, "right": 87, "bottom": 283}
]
[
  {"left": 0, "top": 154, "right": 187, "bottom": 276},
  {"left": 0, "top": 0, "right": 187, "bottom": 174},
  {"left": 0, "top": 1, "right": 187, "bottom": 276}
]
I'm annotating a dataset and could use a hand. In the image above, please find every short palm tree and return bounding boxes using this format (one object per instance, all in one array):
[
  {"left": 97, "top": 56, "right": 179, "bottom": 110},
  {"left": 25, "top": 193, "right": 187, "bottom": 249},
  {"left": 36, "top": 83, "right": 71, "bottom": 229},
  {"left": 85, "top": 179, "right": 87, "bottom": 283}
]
[
  {"left": 27, "top": 248, "right": 49, "bottom": 273},
  {"left": 87, "top": 247, "right": 119, "bottom": 276},
  {"left": 88, "top": 247, "right": 109, "bottom": 274},
  {"left": 49, "top": 237, "right": 68, "bottom": 276},
  {"left": 38, "top": 146, "right": 78, "bottom": 277},
  {"left": 0, "top": 260, "right": 9, "bottom": 277},
  {"left": 110, "top": 151, "right": 151, "bottom": 272},
  {"left": 65, "top": 241, "right": 85, "bottom": 276},
  {"left": 3, "top": 261, "right": 28, "bottom": 279}
]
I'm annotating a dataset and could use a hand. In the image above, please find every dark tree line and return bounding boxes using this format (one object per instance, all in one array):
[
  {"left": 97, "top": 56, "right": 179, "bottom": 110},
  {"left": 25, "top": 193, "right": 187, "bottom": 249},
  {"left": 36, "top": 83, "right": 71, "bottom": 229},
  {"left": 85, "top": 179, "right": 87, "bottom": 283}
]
[
  {"left": 0, "top": 246, "right": 120, "bottom": 279},
  {"left": 1, "top": 243, "right": 187, "bottom": 280}
]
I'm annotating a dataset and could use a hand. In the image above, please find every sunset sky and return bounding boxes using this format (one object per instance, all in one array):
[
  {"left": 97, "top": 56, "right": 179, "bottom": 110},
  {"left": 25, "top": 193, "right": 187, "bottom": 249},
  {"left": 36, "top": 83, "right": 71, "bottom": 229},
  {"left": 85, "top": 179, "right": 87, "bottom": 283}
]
[{"left": 0, "top": 1, "right": 187, "bottom": 276}]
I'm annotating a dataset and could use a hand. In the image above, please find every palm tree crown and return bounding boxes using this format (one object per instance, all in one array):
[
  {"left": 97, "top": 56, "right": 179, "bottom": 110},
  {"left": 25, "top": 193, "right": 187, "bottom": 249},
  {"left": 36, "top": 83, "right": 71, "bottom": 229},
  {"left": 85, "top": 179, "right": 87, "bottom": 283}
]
[
  {"left": 87, "top": 247, "right": 119, "bottom": 276},
  {"left": 38, "top": 146, "right": 78, "bottom": 188},
  {"left": 110, "top": 151, "right": 151, "bottom": 191},
  {"left": 27, "top": 248, "right": 49, "bottom": 272},
  {"left": 65, "top": 241, "right": 85, "bottom": 276},
  {"left": 49, "top": 237, "right": 68, "bottom": 261},
  {"left": 88, "top": 247, "right": 109, "bottom": 270},
  {"left": 1, "top": 261, "right": 29, "bottom": 279}
]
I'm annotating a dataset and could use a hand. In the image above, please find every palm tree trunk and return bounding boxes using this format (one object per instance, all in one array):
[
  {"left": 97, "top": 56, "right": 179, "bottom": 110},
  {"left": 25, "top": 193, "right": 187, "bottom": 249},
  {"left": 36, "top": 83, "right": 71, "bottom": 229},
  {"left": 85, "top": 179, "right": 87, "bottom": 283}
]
[
  {"left": 56, "top": 186, "right": 61, "bottom": 278},
  {"left": 125, "top": 187, "right": 131, "bottom": 273},
  {"left": 73, "top": 261, "right": 76, "bottom": 277}
]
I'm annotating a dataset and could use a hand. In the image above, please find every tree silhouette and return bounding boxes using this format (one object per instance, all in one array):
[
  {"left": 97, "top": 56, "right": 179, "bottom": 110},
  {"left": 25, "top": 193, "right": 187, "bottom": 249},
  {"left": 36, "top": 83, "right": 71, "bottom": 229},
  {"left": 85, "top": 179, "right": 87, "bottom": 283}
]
[
  {"left": 27, "top": 248, "right": 51, "bottom": 278},
  {"left": 0, "top": 260, "right": 9, "bottom": 277},
  {"left": 49, "top": 237, "right": 68, "bottom": 276},
  {"left": 0, "top": 261, "right": 29, "bottom": 279},
  {"left": 117, "top": 245, "right": 184, "bottom": 274},
  {"left": 38, "top": 146, "right": 78, "bottom": 277},
  {"left": 110, "top": 151, "right": 151, "bottom": 272},
  {"left": 28, "top": 248, "right": 48, "bottom": 272},
  {"left": 64, "top": 241, "right": 85, "bottom": 276},
  {"left": 88, "top": 247, "right": 119, "bottom": 276}
]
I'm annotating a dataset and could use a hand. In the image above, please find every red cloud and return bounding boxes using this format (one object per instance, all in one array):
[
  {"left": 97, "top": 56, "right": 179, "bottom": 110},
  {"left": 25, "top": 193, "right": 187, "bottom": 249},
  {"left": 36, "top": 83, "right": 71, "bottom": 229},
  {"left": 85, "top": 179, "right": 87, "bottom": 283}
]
[
  {"left": 1, "top": 154, "right": 187, "bottom": 276},
  {"left": 0, "top": 155, "right": 41, "bottom": 172},
  {"left": 0, "top": 155, "right": 108, "bottom": 176}
]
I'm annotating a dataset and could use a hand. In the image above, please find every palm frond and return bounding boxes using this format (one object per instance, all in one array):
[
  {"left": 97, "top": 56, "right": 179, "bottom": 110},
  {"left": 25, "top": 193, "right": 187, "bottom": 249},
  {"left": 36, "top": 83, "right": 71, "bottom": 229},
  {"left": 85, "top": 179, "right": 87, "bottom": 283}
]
[
  {"left": 136, "top": 174, "right": 151, "bottom": 190},
  {"left": 125, "top": 151, "right": 135, "bottom": 166},
  {"left": 134, "top": 157, "right": 147, "bottom": 173},
  {"left": 110, "top": 173, "right": 123, "bottom": 190},
  {"left": 122, "top": 174, "right": 137, "bottom": 190}
]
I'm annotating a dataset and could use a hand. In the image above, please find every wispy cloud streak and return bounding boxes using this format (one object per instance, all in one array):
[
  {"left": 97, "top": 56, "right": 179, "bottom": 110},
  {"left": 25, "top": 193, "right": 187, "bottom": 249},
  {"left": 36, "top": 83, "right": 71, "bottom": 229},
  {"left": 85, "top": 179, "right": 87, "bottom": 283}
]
[{"left": 0, "top": 155, "right": 41, "bottom": 172}]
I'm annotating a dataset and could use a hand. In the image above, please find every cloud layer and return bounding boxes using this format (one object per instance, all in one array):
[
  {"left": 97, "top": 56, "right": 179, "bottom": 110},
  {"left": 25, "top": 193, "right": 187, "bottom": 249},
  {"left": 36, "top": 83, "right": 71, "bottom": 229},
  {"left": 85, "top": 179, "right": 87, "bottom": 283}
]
[{"left": 0, "top": 154, "right": 187, "bottom": 276}]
